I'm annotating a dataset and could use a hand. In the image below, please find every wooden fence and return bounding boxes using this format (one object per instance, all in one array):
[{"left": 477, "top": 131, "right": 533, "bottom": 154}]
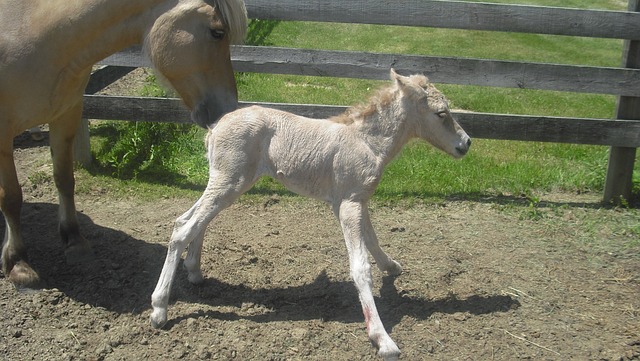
[{"left": 81, "top": 0, "right": 640, "bottom": 202}]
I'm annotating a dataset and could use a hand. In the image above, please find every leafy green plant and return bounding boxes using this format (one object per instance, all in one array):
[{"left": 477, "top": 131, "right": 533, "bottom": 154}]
[
  {"left": 92, "top": 121, "right": 207, "bottom": 184},
  {"left": 28, "top": 171, "right": 51, "bottom": 187}
]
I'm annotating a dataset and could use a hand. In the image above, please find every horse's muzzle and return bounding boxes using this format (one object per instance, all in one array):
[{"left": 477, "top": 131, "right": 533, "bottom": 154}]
[
  {"left": 455, "top": 138, "right": 472, "bottom": 157},
  {"left": 191, "top": 95, "right": 238, "bottom": 129}
]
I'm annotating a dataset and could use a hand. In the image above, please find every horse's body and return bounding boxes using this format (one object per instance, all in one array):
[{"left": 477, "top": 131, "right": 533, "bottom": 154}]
[
  {"left": 0, "top": 0, "right": 248, "bottom": 288},
  {"left": 150, "top": 70, "right": 472, "bottom": 360}
]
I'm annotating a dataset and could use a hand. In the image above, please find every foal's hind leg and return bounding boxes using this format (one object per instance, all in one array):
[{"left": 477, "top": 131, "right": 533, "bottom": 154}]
[
  {"left": 151, "top": 176, "right": 249, "bottom": 329},
  {"left": 49, "top": 104, "right": 92, "bottom": 264},
  {"left": 0, "top": 136, "right": 41, "bottom": 288},
  {"left": 335, "top": 200, "right": 401, "bottom": 361},
  {"left": 360, "top": 208, "right": 402, "bottom": 276},
  {"left": 183, "top": 222, "right": 206, "bottom": 284}
]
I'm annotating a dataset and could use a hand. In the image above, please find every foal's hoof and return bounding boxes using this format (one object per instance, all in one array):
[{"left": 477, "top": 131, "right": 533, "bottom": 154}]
[
  {"left": 187, "top": 270, "right": 204, "bottom": 285},
  {"left": 8, "top": 260, "right": 44, "bottom": 290},
  {"left": 150, "top": 309, "right": 168, "bottom": 329},
  {"left": 386, "top": 260, "right": 403, "bottom": 276},
  {"left": 378, "top": 344, "right": 401, "bottom": 361},
  {"left": 64, "top": 243, "right": 94, "bottom": 265}
]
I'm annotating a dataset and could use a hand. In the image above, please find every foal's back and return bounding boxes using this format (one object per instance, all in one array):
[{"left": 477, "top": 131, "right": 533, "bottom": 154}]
[{"left": 210, "top": 106, "right": 377, "bottom": 201}]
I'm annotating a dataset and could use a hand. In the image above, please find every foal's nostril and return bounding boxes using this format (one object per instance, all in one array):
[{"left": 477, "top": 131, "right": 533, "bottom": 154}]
[{"left": 467, "top": 138, "right": 472, "bottom": 147}]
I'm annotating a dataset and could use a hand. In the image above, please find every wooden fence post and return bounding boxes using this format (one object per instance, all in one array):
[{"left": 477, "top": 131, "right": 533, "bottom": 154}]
[
  {"left": 73, "top": 118, "right": 92, "bottom": 167},
  {"left": 73, "top": 65, "right": 137, "bottom": 166},
  {"left": 603, "top": 0, "right": 639, "bottom": 203}
]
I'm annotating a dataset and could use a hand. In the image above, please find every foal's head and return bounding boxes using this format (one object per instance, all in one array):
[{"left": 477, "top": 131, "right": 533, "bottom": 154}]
[
  {"left": 145, "top": 0, "right": 248, "bottom": 128},
  {"left": 392, "top": 69, "right": 471, "bottom": 158}
]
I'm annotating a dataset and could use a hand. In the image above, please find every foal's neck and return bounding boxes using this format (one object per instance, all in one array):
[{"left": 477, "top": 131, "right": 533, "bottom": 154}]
[{"left": 354, "top": 95, "right": 412, "bottom": 164}]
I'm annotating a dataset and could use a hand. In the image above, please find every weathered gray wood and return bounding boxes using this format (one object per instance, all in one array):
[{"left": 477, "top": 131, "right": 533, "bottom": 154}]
[
  {"left": 245, "top": 0, "right": 640, "bottom": 40},
  {"left": 99, "top": 46, "right": 149, "bottom": 67},
  {"left": 74, "top": 66, "right": 139, "bottom": 166},
  {"left": 456, "top": 113, "right": 640, "bottom": 147},
  {"left": 82, "top": 95, "right": 640, "bottom": 148},
  {"left": 604, "top": 147, "right": 637, "bottom": 202},
  {"left": 85, "top": 66, "right": 137, "bottom": 94},
  {"left": 99, "top": 46, "right": 640, "bottom": 97},
  {"left": 231, "top": 46, "right": 640, "bottom": 96},
  {"left": 83, "top": 95, "right": 190, "bottom": 123},
  {"left": 604, "top": 0, "right": 640, "bottom": 203},
  {"left": 73, "top": 119, "right": 92, "bottom": 167}
]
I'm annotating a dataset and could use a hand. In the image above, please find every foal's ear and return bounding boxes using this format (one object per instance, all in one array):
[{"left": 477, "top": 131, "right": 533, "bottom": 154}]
[{"left": 390, "top": 68, "right": 409, "bottom": 87}]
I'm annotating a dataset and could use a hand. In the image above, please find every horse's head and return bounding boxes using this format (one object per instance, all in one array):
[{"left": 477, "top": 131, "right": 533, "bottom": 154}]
[
  {"left": 392, "top": 69, "right": 471, "bottom": 158},
  {"left": 145, "top": 0, "right": 248, "bottom": 128}
]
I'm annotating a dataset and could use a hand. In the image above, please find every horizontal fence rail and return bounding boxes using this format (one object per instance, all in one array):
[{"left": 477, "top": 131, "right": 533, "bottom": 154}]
[
  {"left": 245, "top": 0, "right": 640, "bottom": 40},
  {"left": 83, "top": 0, "right": 640, "bottom": 200},
  {"left": 231, "top": 46, "right": 640, "bottom": 96},
  {"left": 82, "top": 95, "right": 640, "bottom": 148},
  {"left": 100, "top": 46, "right": 640, "bottom": 97}
]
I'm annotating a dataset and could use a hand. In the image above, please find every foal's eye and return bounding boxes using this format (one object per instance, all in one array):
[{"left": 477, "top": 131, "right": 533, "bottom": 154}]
[
  {"left": 436, "top": 110, "right": 448, "bottom": 119},
  {"left": 209, "top": 28, "right": 226, "bottom": 40}
]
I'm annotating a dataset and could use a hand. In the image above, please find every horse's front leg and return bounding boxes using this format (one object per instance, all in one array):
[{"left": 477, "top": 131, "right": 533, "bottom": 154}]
[
  {"left": 0, "top": 136, "right": 41, "bottom": 288},
  {"left": 49, "top": 104, "right": 92, "bottom": 264},
  {"left": 335, "top": 200, "right": 401, "bottom": 361}
]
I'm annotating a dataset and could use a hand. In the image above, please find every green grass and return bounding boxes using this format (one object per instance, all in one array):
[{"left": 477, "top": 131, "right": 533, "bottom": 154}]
[{"left": 88, "top": 0, "right": 638, "bottom": 203}]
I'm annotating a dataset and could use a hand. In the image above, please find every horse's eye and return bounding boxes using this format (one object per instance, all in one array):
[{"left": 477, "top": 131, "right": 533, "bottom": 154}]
[
  {"left": 210, "top": 28, "right": 226, "bottom": 40},
  {"left": 436, "top": 111, "right": 447, "bottom": 119}
]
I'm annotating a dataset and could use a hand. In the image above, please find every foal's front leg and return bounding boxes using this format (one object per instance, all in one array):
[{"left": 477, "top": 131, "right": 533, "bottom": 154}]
[{"left": 336, "top": 200, "right": 401, "bottom": 361}]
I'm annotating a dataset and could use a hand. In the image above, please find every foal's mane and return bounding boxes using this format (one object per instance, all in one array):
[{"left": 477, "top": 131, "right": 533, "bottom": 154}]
[
  {"left": 329, "top": 82, "right": 397, "bottom": 125},
  {"left": 329, "top": 74, "right": 438, "bottom": 126},
  {"left": 213, "top": 0, "right": 248, "bottom": 44}
]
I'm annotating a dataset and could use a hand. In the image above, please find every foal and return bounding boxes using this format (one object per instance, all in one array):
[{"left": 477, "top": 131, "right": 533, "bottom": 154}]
[{"left": 151, "top": 69, "right": 471, "bottom": 360}]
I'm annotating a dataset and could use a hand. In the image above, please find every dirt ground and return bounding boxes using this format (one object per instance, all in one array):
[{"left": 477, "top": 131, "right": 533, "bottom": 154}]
[{"left": 1, "top": 131, "right": 639, "bottom": 361}]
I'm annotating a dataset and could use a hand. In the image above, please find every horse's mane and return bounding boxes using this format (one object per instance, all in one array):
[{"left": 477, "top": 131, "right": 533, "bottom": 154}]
[
  {"left": 329, "top": 82, "right": 397, "bottom": 125},
  {"left": 213, "top": 0, "right": 248, "bottom": 44}
]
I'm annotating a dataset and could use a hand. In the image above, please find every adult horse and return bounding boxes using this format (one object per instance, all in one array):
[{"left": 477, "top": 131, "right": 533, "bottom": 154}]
[{"left": 0, "top": 0, "right": 248, "bottom": 288}]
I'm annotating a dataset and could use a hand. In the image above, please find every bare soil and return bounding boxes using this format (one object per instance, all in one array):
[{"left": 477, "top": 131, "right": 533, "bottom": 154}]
[{"left": 2, "top": 131, "right": 639, "bottom": 361}]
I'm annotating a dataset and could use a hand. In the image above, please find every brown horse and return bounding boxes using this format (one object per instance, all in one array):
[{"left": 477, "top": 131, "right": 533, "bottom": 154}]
[{"left": 0, "top": 0, "right": 248, "bottom": 288}]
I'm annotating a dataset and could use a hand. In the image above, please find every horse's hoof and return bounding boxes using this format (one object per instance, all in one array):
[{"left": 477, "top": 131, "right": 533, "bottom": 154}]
[
  {"left": 64, "top": 243, "right": 94, "bottom": 265},
  {"left": 8, "top": 260, "right": 44, "bottom": 290}
]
